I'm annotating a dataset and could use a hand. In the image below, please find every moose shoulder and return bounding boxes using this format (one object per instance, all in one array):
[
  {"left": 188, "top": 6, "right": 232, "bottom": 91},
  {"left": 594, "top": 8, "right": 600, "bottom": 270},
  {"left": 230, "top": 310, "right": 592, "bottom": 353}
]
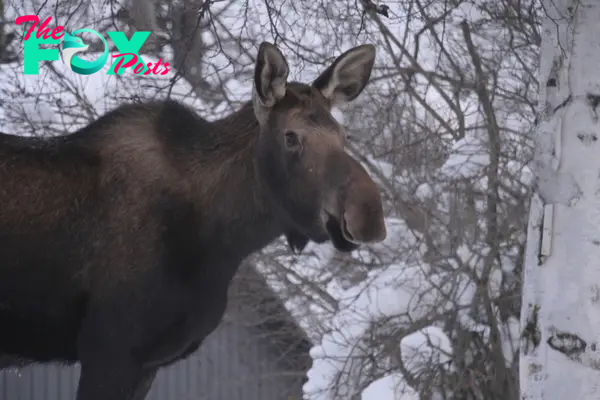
[{"left": 0, "top": 42, "right": 386, "bottom": 400}]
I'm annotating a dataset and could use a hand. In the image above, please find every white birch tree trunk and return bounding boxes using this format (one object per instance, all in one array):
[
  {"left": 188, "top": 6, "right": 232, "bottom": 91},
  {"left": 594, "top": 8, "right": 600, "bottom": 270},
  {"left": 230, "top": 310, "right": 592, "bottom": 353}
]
[{"left": 520, "top": 0, "right": 600, "bottom": 399}]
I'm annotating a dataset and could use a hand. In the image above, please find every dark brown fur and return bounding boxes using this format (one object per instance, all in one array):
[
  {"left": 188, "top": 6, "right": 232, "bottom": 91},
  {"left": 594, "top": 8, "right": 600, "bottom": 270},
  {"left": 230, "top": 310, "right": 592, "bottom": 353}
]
[{"left": 0, "top": 43, "right": 386, "bottom": 400}]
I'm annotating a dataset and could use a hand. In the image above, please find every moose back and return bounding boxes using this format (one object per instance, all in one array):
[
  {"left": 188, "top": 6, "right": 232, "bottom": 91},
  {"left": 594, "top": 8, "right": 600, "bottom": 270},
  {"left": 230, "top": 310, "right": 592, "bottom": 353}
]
[{"left": 0, "top": 42, "right": 386, "bottom": 400}]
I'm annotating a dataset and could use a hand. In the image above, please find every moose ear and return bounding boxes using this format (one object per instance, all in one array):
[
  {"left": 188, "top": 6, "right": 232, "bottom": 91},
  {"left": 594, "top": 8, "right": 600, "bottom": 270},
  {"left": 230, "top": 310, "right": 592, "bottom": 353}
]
[
  {"left": 312, "top": 44, "right": 375, "bottom": 106},
  {"left": 252, "top": 42, "right": 289, "bottom": 119}
]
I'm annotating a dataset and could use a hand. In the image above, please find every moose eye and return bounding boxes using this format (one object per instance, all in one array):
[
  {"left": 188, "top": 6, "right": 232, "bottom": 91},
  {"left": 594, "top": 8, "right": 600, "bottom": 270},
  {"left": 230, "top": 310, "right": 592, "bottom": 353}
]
[{"left": 284, "top": 131, "right": 300, "bottom": 149}]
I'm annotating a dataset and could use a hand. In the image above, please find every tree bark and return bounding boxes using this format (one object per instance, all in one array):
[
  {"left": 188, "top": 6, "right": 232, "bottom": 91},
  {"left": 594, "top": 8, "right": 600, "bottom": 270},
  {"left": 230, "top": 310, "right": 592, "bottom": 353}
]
[{"left": 520, "top": 0, "right": 600, "bottom": 398}]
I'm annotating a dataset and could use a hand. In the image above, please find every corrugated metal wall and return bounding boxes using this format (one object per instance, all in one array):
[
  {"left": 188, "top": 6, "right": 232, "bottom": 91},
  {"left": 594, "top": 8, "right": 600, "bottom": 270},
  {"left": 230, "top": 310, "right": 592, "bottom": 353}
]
[{"left": 0, "top": 313, "right": 306, "bottom": 400}]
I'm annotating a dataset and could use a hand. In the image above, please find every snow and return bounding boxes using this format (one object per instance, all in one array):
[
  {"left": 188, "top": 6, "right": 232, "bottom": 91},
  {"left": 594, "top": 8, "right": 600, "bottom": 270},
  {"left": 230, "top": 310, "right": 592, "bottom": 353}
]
[
  {"left": 303, "top": 262, "right": 423, "bottom": 399},
  {"left": 439, "top": 131, "right": 490, "bottom": 179},
  {"left": 303, "top": 258, "right": 454, "bottom": 399},
  {"left": 414, "top": 183, "right": 433, "bottom": 201},
  {"left": 501, "top": 316, "right": 521, "bottom": 366},
  {"left": 400, "top": 327, "right": 452, "bottom": 376},
  {"left": 361, "top": 373, "right": 418, "bottom": 400}
]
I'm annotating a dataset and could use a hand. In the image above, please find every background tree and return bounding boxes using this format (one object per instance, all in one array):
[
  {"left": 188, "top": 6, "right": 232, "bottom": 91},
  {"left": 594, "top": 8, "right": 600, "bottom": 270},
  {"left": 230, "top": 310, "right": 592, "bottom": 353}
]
[{"left": 520, "top": 0, "right": 600, "bottom": 399}]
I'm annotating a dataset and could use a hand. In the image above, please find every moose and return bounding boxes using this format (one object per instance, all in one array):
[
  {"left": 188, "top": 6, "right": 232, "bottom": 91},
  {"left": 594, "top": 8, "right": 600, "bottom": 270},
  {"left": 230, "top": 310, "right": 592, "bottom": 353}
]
[{"left": 0, "top": 42, "right": 386, "bottom": 399}]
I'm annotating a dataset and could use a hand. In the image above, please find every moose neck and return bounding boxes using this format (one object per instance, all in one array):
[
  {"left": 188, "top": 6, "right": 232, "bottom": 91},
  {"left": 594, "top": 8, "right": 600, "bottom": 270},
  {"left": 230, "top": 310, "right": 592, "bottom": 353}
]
[{"left": 186, "top": 102, "right": 283, "bottom": 260}]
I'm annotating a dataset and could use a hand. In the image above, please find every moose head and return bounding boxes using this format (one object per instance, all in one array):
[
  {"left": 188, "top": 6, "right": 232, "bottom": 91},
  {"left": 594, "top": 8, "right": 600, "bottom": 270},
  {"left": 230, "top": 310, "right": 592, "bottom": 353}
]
[{"left": 251, "top": 42, "right": 387, "bottom": 253}]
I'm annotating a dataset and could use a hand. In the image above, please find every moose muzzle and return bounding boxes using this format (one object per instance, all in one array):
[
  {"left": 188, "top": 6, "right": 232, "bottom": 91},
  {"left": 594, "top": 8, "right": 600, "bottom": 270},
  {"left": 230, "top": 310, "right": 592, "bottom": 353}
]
[{"left": 325, "top": 151, "right": 387, "bottom": 245}]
